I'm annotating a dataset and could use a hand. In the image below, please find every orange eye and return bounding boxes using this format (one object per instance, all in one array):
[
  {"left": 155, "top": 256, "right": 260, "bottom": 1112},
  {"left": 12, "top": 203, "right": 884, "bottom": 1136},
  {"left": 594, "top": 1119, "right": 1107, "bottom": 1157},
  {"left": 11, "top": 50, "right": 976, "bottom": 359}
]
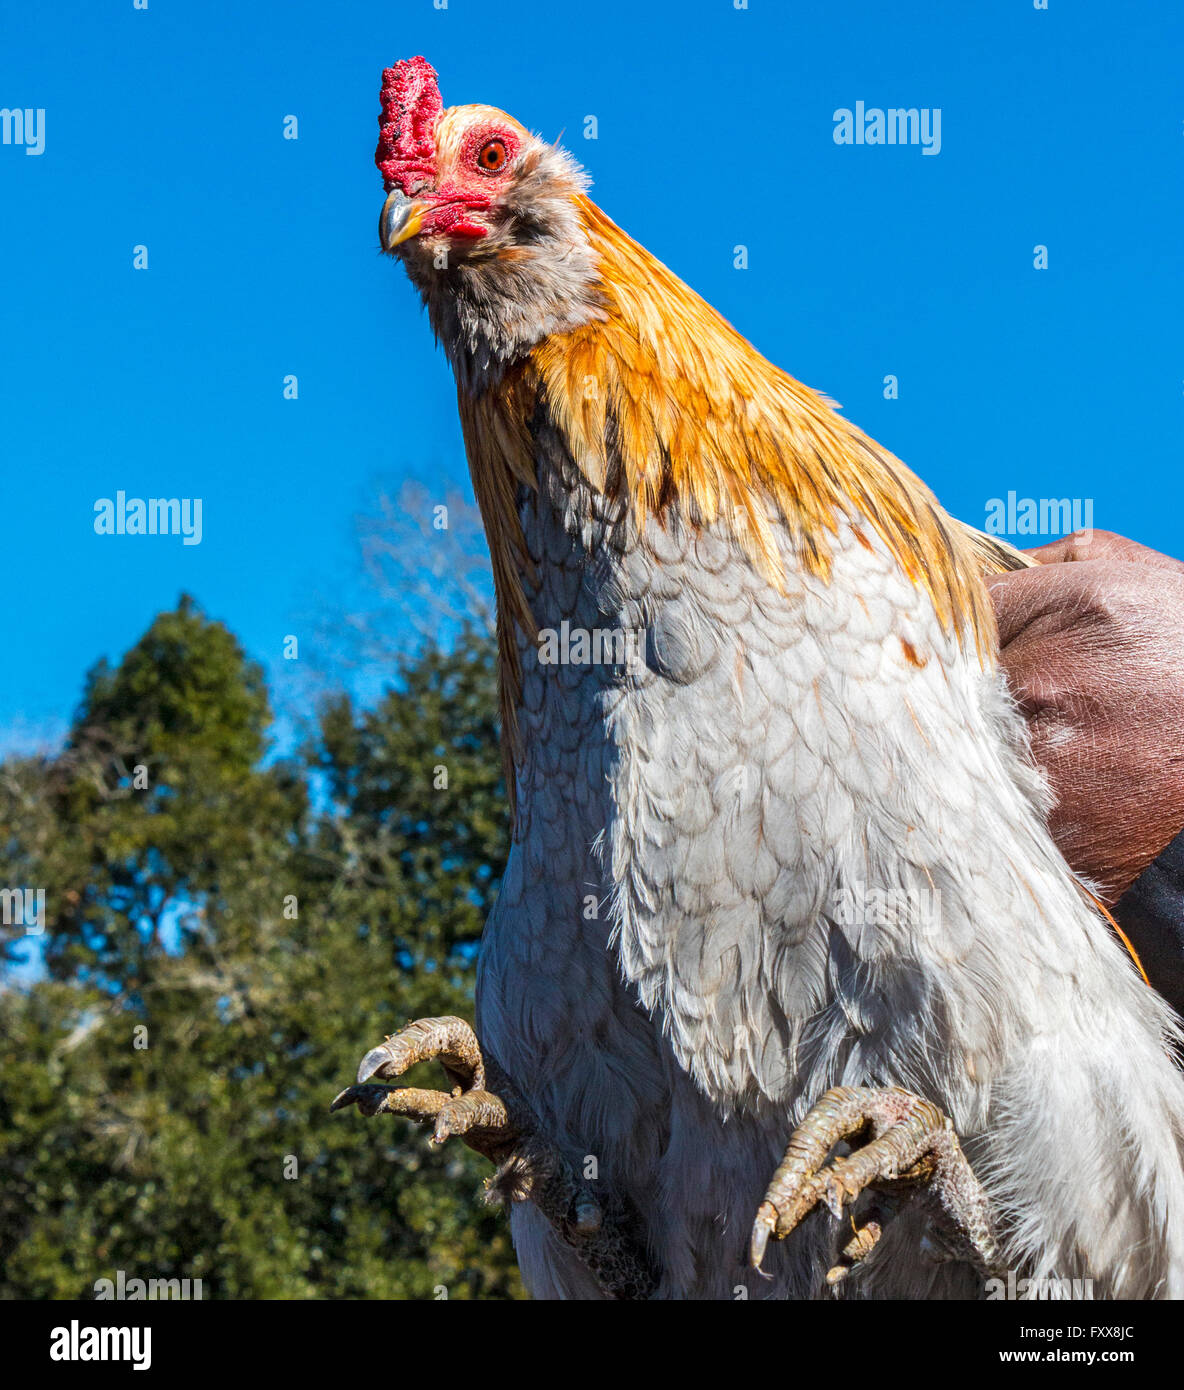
[{"left": 477, "top": 138, "right": 508, "bottom": 172}]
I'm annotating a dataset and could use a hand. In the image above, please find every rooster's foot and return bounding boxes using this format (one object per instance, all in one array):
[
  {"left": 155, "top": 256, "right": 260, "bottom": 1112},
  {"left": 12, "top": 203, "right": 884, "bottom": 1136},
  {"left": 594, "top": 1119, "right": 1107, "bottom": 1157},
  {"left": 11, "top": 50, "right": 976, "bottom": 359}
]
[
  {"left": 331, "top": 1015, "right": 657, "bottom": 1299},
  {"left": 749, "top": 1085, "right": 1002, "bottom": 1285}
]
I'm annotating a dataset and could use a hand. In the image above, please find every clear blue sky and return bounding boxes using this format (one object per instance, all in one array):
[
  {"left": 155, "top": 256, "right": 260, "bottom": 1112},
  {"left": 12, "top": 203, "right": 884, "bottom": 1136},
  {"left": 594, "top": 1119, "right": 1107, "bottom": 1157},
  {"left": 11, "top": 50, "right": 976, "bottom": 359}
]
[{"left": 1, "top": 0, "right": 1181, "bottom": 752}]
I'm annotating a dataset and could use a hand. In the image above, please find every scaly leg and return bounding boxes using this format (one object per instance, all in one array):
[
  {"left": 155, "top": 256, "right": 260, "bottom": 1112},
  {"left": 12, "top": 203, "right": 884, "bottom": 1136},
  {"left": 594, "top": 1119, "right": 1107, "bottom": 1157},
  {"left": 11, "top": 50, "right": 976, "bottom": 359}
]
[
  {"left": 331, "top": 1016, "right": 656, "bottom": 1299},
  {"left": 750, "top": 1085, "right": 1003, "bottom": 1286}
]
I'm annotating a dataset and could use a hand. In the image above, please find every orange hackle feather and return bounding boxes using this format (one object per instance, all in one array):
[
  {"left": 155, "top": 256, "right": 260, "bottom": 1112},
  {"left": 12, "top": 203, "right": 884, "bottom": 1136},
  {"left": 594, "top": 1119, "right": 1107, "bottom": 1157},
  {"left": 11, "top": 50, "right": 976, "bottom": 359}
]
[
  {"left": 460, "top": 195, "right": 999, "bottom": 805},
  {"left": 1082, "top": 884, "right": 1151, "bottom": 985}
]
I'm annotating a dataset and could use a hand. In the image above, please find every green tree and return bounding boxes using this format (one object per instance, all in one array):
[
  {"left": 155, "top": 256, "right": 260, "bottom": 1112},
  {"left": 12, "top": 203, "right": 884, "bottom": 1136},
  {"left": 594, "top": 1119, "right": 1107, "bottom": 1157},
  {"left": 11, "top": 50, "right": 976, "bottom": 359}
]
[{"left": 0, "top": 602, "right": 522, "bottom": 1299}]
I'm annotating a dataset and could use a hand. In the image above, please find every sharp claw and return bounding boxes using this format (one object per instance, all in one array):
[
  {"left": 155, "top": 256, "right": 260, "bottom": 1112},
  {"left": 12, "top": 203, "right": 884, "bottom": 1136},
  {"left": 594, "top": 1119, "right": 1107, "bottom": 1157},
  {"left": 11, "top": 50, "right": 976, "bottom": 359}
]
[
  {"left": 357, "top": 1042, "right": 398, "bottom": 1085},
  {"left": 750, "top": 1201, "right": 776, "bottom": 1273},
  {"left": 329, "top": 1088, "right": 353, "bottom": 1113},
  {"left": 822, "top": 1176, "right": 846, "bottom": 1221}
]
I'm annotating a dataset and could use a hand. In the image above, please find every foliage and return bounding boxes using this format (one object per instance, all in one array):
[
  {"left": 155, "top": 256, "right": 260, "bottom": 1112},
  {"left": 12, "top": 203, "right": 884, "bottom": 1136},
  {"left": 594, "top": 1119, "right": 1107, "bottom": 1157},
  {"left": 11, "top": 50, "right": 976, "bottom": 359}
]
[{"left": 0, "top": 601, "right": 522, "bottom": 1299}]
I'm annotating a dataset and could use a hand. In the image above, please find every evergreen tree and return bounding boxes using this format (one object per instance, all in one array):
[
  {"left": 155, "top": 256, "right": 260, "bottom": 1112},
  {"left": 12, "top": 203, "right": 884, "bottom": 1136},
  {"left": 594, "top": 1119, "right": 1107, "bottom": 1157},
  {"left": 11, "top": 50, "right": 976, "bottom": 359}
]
[{"left": 0, "top": 603, "right": 522, "bottom": 1299}]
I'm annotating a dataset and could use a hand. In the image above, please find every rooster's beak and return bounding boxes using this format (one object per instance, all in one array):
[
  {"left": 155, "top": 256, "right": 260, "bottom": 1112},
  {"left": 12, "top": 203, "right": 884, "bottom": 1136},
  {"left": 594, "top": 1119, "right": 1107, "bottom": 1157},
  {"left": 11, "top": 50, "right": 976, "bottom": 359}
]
[{"left": 381, "top": 189, "right": 428, "bottom": 251}]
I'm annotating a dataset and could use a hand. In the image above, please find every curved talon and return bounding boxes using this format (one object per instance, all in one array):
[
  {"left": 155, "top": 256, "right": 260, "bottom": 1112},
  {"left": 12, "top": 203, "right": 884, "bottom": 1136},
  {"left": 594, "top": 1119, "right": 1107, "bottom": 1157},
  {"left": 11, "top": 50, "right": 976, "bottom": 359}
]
[
  {"left": 357, "top": 1043, "right": 400, "bottom": 1085},
  {"left": 330, "top": 1083, "right": 368, "bottom": 1113},
  {"left": 750, "top": 1201, "right": 777, "bottom": 1275},
  {"left": 331, "top": 1082, "right": 401, "bottom": 1116}
]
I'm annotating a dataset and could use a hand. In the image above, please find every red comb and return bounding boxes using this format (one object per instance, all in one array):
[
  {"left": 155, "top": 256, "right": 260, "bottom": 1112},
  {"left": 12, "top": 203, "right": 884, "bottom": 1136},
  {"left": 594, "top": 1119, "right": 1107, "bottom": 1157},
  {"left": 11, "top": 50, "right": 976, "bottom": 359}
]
[{"left": 375, "top": 56, "right": 443, "bottom": 193}]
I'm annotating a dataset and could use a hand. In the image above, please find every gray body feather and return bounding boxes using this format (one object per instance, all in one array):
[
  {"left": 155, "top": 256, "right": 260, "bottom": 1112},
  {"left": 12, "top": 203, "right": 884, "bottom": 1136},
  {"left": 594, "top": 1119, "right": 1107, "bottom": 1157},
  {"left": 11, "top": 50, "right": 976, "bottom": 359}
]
[{"left": 475, "top": 429, "right": 1184, "bottom": 1300}]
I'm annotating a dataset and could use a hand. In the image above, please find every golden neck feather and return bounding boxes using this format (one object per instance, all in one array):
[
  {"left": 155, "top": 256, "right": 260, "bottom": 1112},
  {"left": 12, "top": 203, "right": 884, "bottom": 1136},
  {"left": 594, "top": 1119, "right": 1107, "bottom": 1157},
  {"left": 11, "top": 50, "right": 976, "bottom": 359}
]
[{"left": 458, "top": 194, "right": 998, "bottom": 807}]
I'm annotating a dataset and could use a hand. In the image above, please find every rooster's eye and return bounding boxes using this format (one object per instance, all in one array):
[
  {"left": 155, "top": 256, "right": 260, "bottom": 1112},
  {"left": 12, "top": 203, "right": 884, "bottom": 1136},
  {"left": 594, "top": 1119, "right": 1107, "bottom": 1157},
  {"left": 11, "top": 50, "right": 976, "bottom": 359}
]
[{"left": 477, "top": 139, "right": 508, "bottom": 172}]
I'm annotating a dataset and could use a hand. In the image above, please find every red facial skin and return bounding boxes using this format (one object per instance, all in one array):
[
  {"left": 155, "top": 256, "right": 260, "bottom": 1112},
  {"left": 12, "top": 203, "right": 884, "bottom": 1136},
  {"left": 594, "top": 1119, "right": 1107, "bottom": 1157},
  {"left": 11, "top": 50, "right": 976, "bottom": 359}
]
[{"left": 416, "top": 127, "right": 523, "bottom": 240}]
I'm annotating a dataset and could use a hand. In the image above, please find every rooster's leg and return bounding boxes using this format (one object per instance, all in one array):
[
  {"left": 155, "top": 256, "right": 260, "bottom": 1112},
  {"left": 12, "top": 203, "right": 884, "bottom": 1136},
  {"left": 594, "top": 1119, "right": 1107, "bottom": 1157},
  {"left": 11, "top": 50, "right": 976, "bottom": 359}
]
[
  {"left": 750, "top": 1085, "right": 1002, "bottom": 1286},
  {"left": 331, "top": 1015, "right": 656, "bottom": 1299}
]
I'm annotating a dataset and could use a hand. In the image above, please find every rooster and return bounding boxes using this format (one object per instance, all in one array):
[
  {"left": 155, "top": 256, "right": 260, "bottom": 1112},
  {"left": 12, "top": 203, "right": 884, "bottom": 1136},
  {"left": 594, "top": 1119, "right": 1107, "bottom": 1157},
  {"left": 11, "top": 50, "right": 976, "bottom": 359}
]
[{"left": 333, "top": 56, "right": 1184, "bottom": 1299}]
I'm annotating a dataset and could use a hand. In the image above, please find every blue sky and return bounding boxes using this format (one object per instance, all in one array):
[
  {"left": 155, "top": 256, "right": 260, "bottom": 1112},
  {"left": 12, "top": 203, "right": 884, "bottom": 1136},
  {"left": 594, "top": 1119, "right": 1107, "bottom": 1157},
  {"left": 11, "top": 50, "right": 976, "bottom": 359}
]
[{"left": 1, "top": 0, "right": 1181, "bottom": 753}]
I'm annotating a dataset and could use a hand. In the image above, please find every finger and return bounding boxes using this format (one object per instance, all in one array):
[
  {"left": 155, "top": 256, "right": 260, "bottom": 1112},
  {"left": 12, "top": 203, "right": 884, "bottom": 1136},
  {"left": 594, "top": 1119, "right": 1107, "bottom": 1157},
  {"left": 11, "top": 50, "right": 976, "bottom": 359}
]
[
  {"left": 985, "top": 561, "right": 1095, "bottom": 650},
  {"left": 1022, "top": 530, "right": 1184, "bottom": 574}
]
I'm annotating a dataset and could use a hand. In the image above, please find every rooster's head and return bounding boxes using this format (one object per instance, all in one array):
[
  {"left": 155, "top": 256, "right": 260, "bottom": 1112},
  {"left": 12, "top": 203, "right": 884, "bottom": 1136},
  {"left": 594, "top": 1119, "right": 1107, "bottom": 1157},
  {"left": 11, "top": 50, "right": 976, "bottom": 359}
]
[{"left": 374, "top": 57, "right": 604, "bottom": 385}]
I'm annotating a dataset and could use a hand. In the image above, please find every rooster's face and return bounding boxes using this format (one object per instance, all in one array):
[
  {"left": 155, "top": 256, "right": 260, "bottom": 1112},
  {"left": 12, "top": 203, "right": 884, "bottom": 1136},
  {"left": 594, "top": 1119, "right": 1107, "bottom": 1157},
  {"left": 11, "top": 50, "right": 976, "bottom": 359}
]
[
  {"left": 380, "top": 104, "right": 536, "bottom": 255},
  {"left": 376, "top": 57, "right": 583, "bottom": 267}
]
